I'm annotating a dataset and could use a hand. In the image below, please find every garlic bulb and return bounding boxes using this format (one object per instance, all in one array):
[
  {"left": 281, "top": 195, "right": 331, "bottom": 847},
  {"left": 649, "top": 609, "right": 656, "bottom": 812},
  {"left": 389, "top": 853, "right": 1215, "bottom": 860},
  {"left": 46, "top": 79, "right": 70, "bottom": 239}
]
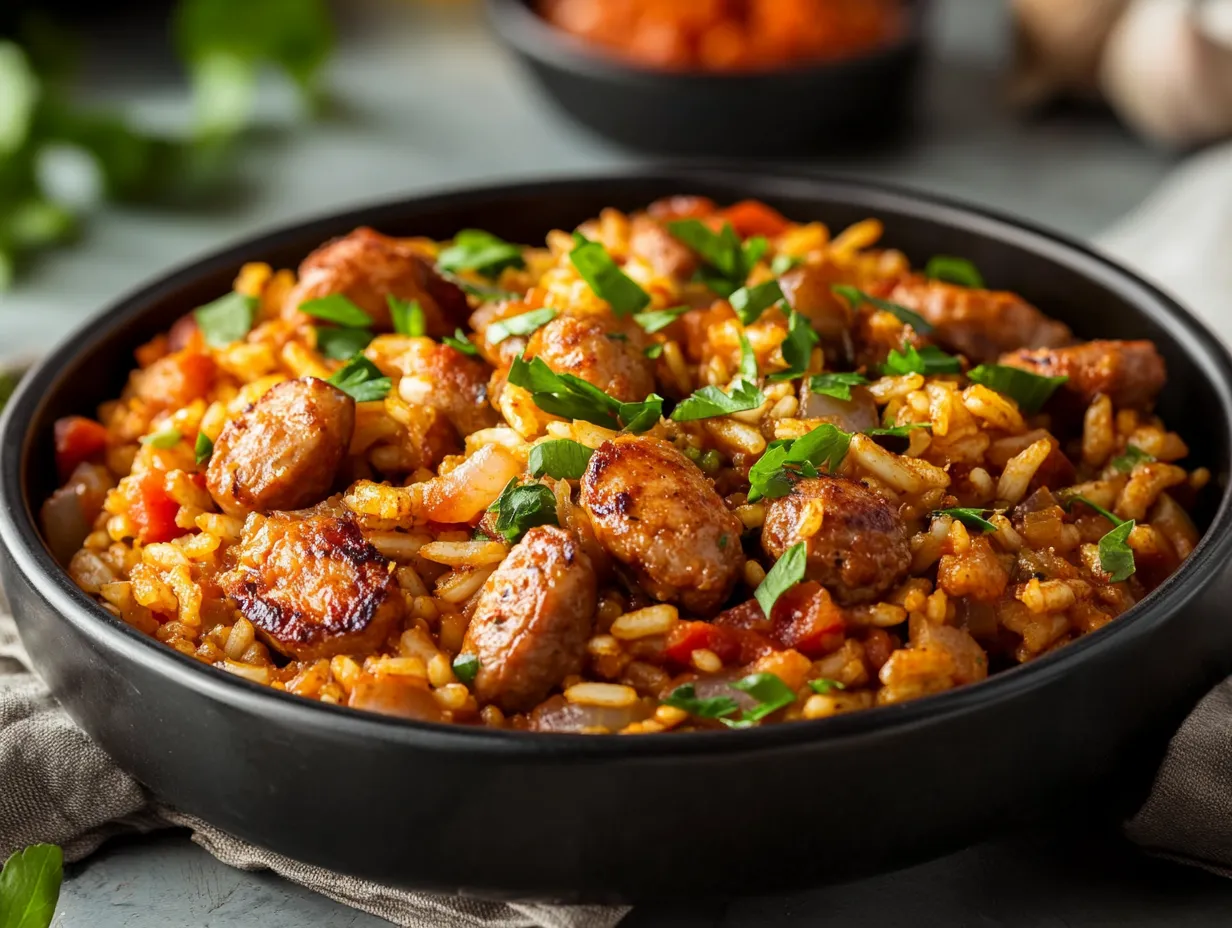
[
  {"left": 1011, "top": 0, "right": 1131, "bottom": 106},
  {"left": 1100, "top": 0, "right": 1232, "bottom": 147}
]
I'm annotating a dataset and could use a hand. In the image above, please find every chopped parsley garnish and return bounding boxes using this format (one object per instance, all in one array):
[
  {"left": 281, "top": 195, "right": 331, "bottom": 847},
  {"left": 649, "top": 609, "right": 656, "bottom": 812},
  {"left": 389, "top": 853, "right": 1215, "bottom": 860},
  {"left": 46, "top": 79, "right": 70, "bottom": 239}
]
[
  {"left": 967, "top": 364, "right": 1067, "bottom": 414},
  {"left": 666, "top": 220, "right": 764, "bottom": 296},
  {"left": 528, "top": 439, "right": 594, "bottom": 480},
  {"left": 933, "top": 507, "right": 998, "bottom": 533},
  {"left": 747, "top": 423, "right": 851, "bottom": 502},
  {"left": 770, "top": 253, "right": 803, "bottom": 276},
  {"left": 452, "top": 653, "right": 480, "bottom": 685},
  {"left": 487, "top": 478, "right": 558, "bottom": 544},
  {"left": 442, "top": 329, "right": 479, "bottom": 356},
  {"left": 730, "top": 279, "right": 785, "bottom": 325},
  {"left": 881, "top": 342, "right": 962, "bottom": 376},
  {"left": 755, "top": 542, "right": 807, "bottom": 619},
  {"left": 767, "top": 310, "right": 819, "bottom": 382},
  {"left": 632, "top": 306, "right": 689, "bottom": 334},
  {"left": 508, "top": 355, "right": 662, "bottom": 432},
  {"left": 1112, "top": 444, "right": 1155, "bottom": 473},
  {"left": 570, "top": 232, "right": 650, "bottom": 316},
  {"left": 327, "top": 355, "right": 392, "bottom": 402},
  {"left": 867, "top": 423, "right": 932, "bottom": 438},
  {"left": 0, "top": 844, "right": 63, "bottom": 928},
  {"left": 436, "top": 229, "right": 525, "bottom": 279},
  {"left": 194, "top": 291, "right": 257, "bottom": 347},
  {"left": 670, "top": 378, "right": 765, "bottom": 422},
  {"left": 438, "top": 269, "right": 522, "bottom": 303},
  {"left": 1064, "top": 495, "right": 1136, "bottom": 583},
  {"left": 644, "top": 343, "right": 664, "bottom": 359},
  {"left": 738, "top": 333, "right": 758, "bottom": 382},
  {"left": 389, "top": 295, "right": 425, "bottom": 336},
  {"left": 925, "top": 255, "right": 985, "bottom": 289},
  {"left": 142, "top": 426, "right": 182, "bottom": 449},
  {"left": 194, "top": 432, "right": 214, "bottom": 466},
  {"left": 487, "top": 308, "right": 557, "bottom": 345},
  {"left": 831, "top": 284, "right": 934, "bottom": 334},
  {"left": 315, "top": 326, "right": 373, "bottom": 360},
  {"left": 809, "top": 372, "right": 869, "bottom": 402},
  {"left": 807, "top": 678, "right": 846, "bottom": 694},
  {"left": 663, "top": 672, "right": 797, "bottom": 728},
  {"left": 298, "top": 293, "right": 374, "bottom": 328}
]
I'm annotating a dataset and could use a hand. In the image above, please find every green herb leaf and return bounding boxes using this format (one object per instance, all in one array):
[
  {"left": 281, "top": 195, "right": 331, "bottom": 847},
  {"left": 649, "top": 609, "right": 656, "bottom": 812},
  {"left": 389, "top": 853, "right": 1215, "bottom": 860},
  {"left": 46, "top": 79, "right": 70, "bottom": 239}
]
[
  {"left": 738, "top": 333, "right": 758, "bottom": 382},
  {"left": 926, "top": 255, "right": 985, "bottom": 288},
  {"left": 1112, "top": 444, "right": 1155, "bottom": 473},
  {"left": 528, "top": 439, "right": 594, "bottom": 480},
  {"left": 619, "top": 394, "right": 665, "bottom": 433},
  {"left": 770, "top": 253, "right": 802, "bottom": 276},
  {"left": 1064, "top": 494, "right": 1136, "bottom": 582},
  {"left": 807, "top": 678, "right": 846, "bottom": 694},
  {"left": 315, "top": 325, "right": 373, "bottom": 360},
  {"left": 437, "top": 269, "right": 522, "bottom": 303},
  {"left": 194, "top": 291, "right": 257, "bottom": 347},
  {"left": 0, "top": 844, "right": 63, "bottom": 928},
  {"left": 442, "top": 329, "right": 478, "bottom": 356},
  {"left": 437, "top": 229, "right": 525, "bottom": 279},
  {"left": 327, "top": 355, "right": 391, "bottom": 402},
  {"left": 142, "top": 426, "right": 182, "bottom": 449},
  {"left": 831, "top": 284, "right": 934, "bottom": 334},
  {"left": 724, "top": 672, "right": 797, "bottom": 726},
  {"left": 881, "top": 342, "right": 962, "bottom": 376},
  {"left": 667, "top": 219, "right": 745, "bottom": 282},
  {"left": 298, "top": 293, "right": 373, "bottom": 328},
  {"left": 487, "top": 308, "right": 558, "bottom": 345},
  {"left": 670, "top": 379, "right": 766, "bottom": 422},
  {"left": 743, "top": 236, "right": 769, "bottom": 269},
  {"left": 755, "top": 542, "right": 807, "bottom": 618},
  {"left": 730, "top": 280, "right": 785, "bottom": 325},
  {"left": 508, "top": 355, "right": 659, "bottom": 432},
  {"left": 867, "top": 423, "right": 932, "bottom": 438},
  {"left": 632, "top": 306, "right": 689, "bottom": 334},
  {"left": 452, "top": 653, "right": 479, "bottom": 685},
  {"left": 388, "top": 296, "right": 425, "bottom": 337},
  {"left": 487, "top": 478, "right": 558, "bottom": 544},
  {"left": 194, "top": 432, "right": 214, "bottom": 466},
  {"left": 747, "top": 423, "right": 852, "bottom": 503},
  {"left": 662, "top": 683, "right": 740, "bottom": 720},
  {"left": 644, "top": 344, "right": 664, "bottom": 360},
  {"left": 967, "top": 364, "right": 1067, "bottom": 414},
  {"left": 570, "top": 232, "right": 650, "bottom": 316},
  {"left": 767, "top": 310, "right": 819, "bottom": 382},
  {"left": 933, "top": 507, "right": 997, "bottom": 533},
  {"left": 808, "top": 372, "right": 869, "bottom": 402}
]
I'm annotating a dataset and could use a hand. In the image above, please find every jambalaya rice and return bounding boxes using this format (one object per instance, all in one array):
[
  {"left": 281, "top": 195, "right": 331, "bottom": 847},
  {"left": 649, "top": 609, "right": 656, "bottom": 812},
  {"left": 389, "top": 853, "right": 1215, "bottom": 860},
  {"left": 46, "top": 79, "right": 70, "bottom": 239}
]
[{"left": 43, "top": 196, "right": 1206, "bottom": 733}]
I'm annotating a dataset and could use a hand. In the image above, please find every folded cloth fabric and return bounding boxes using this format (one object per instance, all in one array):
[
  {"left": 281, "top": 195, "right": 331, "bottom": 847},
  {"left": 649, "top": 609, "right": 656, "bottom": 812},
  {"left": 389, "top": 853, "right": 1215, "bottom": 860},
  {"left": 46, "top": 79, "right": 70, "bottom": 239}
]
[{"left": 0, "top": 613, "right": 627, "bottom": 928}]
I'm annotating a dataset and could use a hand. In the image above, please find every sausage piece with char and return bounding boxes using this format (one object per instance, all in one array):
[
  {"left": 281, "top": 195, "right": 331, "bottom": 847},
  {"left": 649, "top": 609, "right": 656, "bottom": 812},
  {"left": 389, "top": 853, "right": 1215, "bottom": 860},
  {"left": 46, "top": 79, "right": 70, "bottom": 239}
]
[{"left": 998, "top": 339, "right": 1167, "bottom": 409}]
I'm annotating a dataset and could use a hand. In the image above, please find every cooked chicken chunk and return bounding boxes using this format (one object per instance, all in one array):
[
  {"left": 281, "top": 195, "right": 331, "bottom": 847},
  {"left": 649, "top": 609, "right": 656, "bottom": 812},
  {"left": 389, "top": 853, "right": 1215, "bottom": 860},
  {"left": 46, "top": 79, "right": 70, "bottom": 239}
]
[
  {"left": 221, "top": 509, "right": 403, "bottom": 662},
  {"left": 581, "top": 435, "right": 744, "bottom": 615},
  {"left": 762, "top": 475, "right": 911, "bottom": 605},
  {"left": 207, "top": 377, "right": 355, "bottom": 517},
  {"left": 460, "top": 525, "right": 598, "bottom": 713},
  {"left": 283, "top": 227, "right": 469, "bottom": 335},
  {"left": 998, "top": 339, "right": 1167, "bottom": 409},
  {"left": 887, "top": 277, "right": 1073, "bottom": 363},
  {"left": 526, "top": 315, "right": 655, "bottom": 404}
]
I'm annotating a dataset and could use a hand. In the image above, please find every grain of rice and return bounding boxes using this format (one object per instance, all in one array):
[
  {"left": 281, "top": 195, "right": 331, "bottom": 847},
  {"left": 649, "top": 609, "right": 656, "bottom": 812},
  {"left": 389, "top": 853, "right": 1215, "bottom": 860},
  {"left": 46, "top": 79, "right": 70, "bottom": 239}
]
[
  {"left": 224, "top": 617, "right": 256, "bottom": 660},
  {"left": 610, "top": 604, "right": 679, "bottom": 640},
  {"left": 418, "top": 539, "right": 509, "bottom": 567},
  {"left": 996, "top": 438, "right": 1053, "bottom": 505},
  {"left": 1083, "top": 394, "right": 1115, "bottom": 467},
  {"left": 654, "top": 705, "right": 690, "bottom": 729},
  {"left": 962, "top": 384, "right": 1026, "bottom": 432},
  {"left": 222, "top": 661, "right": 271, "bottom": 685},
  {"left": 1020, "top": 578, "right": 1077, "bottom": 614},
  {"left": 744, "top": 560, "right": 767, "bottom": 587},
  {"left": 433, "top": 683, "right": 471, "bottom": 711},
  {"left": 564, "top": 682, "right": 639, "bottom": 708},
  {"left": 691, "top": 649, "right": 723, "bottom": 673},
  {"left": 703, "top": 417, "right": 766, "bottom": 455},
  {"left": 587, "top": 634, "right": 622, "bottom": 657},
  {"left": 435, "top": 565, "right": 497, "bottom": 604},
  {"left": 734, "top": 502, "right": 766, "bottom": 529},
  {"left": 663, "top": 341, "right": 692, "bottom": 396}
]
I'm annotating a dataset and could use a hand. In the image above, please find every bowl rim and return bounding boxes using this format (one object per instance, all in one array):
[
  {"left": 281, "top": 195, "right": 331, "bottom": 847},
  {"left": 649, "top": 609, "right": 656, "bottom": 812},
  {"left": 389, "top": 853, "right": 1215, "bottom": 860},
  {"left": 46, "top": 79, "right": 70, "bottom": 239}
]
[
  {"left": 4, "top": 166, "right": 1232, "bottom": 759},
  {"left": 484, "top": 0, "right": 926, "bottom": 84}
]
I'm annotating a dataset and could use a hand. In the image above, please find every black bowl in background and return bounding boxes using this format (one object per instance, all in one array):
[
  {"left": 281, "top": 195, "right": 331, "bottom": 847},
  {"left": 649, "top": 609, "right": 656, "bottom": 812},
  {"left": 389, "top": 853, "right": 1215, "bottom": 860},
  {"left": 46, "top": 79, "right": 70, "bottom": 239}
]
[
  {"left": 3, "top": 171, "right": 1232, "bottom": 904},
  {"left": 485, "top": 0, "right": 928, "bottom": 156}
]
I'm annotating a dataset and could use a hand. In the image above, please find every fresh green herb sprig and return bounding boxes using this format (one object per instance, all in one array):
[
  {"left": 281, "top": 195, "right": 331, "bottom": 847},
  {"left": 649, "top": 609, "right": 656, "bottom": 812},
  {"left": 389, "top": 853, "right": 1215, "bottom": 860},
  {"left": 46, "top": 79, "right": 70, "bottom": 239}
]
[
  {"left": 831, "top": 285, "right": 934, "bottom": 334},
  {"left": 747, "top": 423, "right": 851, "bottom": 502},
  {"left": 327, "top": 355, "right": 391, "bottom": 403},
  {"left": 528, "top": 439, "right": 594, "bottom": 480},
  {"left": 508, "top": 355, "right": 662, "bottom": 432},
  {"left": 663, "top": 672, "right": 797, "bottom": 729},
  {"left": 437, "top": 229, "right": 525, "bottom": 279},
  {"left": 881, "top": 342, "right": 962, "bottom": 376},
  {"left": 967, "top": 364, "right": 1068, "bottom": 414},
  {"left": 0, "top": 844, "right": 63, "bottom": 928},
  {"left": 670, "top": 379, "right": 765, "bottom": 422},
  {"left": 925, "top": 255, "right": 984, "bottom": 288},
  {"left": 755, "top": 543, "right": 807, "bottom": 618},
  {"left": 487, "top": 308, "right": 557, "bottom": 345},
  {"left": 932, "top": 507, "right": 998, "bottom": 533},
  {"left": 809, "top": 372, "right": 869, "bottom": 402},
  {"left": 487, "top": 478, "right": 558, "bottom": 544},
  {"left": 1112, "top": 445, "right": 1155, "bottom": 473},
  {"left": 570, "top": 232, "right": 649, "bottom": 316},
  {"left": 666, "top": 219, "right": 766, "bottom": 297},
  {"left": 1064, "top": 494, "right": 1136, "bottom": 583}
]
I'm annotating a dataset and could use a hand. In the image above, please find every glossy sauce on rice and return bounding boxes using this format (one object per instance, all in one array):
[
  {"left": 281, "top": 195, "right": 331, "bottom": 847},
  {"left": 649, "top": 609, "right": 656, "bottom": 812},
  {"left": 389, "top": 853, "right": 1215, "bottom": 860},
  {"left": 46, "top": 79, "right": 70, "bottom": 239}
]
[{"left": 43, "top": 196, "right": 1205, "bottom": 733}]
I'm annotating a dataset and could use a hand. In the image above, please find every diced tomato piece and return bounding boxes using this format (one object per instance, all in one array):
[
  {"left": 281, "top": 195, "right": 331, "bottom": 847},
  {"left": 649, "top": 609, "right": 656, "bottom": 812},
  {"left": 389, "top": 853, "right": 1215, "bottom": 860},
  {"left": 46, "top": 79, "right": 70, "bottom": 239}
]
[
  {"left": 713, "top": 598, "right": 772, "bottom": 634},
  {"left": 54, "top": 416, "right": 110, "bottom": 483},
  {"left": 769, "top": 582, "right": 846, "bottom": 658},
  {"left": 121, "top": 470, "right": 181, "bottom": 544},
  {"left": 664, "top": 619, "right": 777, "bottom": 668},
  {"left": 717, "top": 199, "right": 791, "bottom": 238},
  {"left": 862, "top": 627, "right": 899, "bottom": 673}
]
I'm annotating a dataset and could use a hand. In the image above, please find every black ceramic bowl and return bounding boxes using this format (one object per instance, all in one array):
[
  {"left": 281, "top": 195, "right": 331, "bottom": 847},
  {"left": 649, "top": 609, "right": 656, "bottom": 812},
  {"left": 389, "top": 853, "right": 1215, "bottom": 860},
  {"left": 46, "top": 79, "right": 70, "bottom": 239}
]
[
  {"left": 486, "top": 0, "right": 927, "bottom": 156},
  {"left": 3, "top": 171, "right": 1232, "bottom": 904}
]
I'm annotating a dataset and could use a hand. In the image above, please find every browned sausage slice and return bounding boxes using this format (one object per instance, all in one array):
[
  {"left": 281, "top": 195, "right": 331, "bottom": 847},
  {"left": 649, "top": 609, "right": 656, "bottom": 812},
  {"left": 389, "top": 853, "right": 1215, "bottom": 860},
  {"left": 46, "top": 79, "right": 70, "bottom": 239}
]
[
  {"left": 762, "top": 475, "right": 911, "bottom": 605},
  {"left": 206, "top": 377, "right": 355, "bottom": 517},
  {"left": 629, "top": 214, "right": 698, "bottom": 279},
  {"left": 581, "top": 435, "right": 744, "bottom": 615},
  {"left": 460, "top": 525, "right": 597, "bottom": 713},
  {"left": 283, "top": 227, "right": 469, "bottom": 335},
  {"left": 221, "top": 509, "right": 403, "bottom": 662},
  {"left": 998, "top": 339, "right": 1167, "bottom": 409},
  {"left": 394, "top": 337, "right": 500, "bottom": 437},
  {"left": 886, "top": 277, "right": 1073, "bottom": 363},
  {"left": 526, "top": 315, "right": 656, "bottom": 404}
]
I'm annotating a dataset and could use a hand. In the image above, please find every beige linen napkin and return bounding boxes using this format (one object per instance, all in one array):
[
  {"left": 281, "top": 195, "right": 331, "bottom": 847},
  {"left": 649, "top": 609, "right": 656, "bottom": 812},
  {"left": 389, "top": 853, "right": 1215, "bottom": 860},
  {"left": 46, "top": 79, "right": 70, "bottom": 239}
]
[{"left": 0, "top": 612, "right": 627, "bottom": 928}]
